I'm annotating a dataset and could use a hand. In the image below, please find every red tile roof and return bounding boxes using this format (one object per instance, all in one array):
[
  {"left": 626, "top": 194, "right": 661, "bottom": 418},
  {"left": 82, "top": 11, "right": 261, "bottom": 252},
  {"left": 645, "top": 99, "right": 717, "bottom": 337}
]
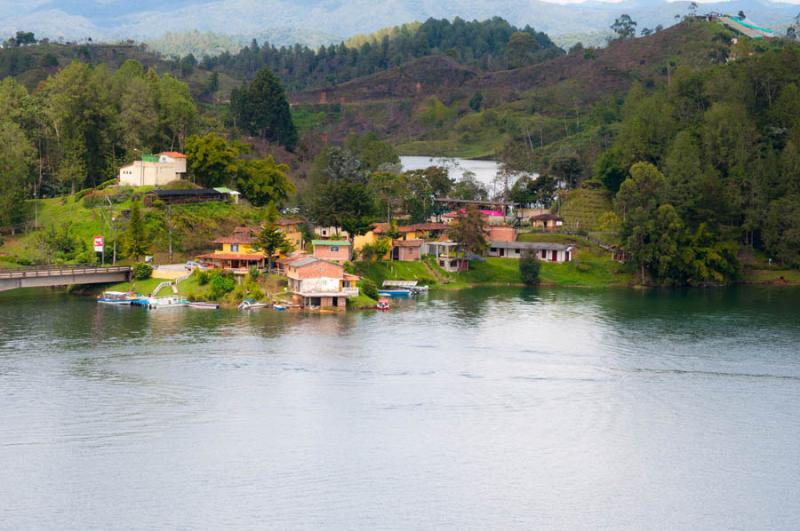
[
  {"left": 197, "top": 253, "right": 264, "bottom": 261},
  {"left": 213, "top": 235, "right": 255, "bottom": 244},
  {"left": 159, "top": 151, "right": 187, "bottom": 158}
]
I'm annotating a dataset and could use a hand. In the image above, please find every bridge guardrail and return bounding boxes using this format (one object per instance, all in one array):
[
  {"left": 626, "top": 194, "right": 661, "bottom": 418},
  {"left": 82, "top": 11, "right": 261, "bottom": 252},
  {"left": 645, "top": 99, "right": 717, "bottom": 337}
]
[{"left": 0, "top": 265, "right": 131, "bottom": 279}]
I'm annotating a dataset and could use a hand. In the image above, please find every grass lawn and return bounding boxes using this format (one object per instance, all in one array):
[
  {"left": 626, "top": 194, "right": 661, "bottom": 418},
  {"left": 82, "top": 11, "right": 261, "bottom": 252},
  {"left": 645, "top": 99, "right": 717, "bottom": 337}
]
[
  {"left": 742, "top": 268, "right": 800, "bottom": 285},
  {"left": 106, "top": 277, "right": 165, "bottom": 296},
  {"left": 347, "top": 292, "right": 378, "bottom": 309},
  {"left": 354, "top": 261, "right": 440, "bottom": 287}
]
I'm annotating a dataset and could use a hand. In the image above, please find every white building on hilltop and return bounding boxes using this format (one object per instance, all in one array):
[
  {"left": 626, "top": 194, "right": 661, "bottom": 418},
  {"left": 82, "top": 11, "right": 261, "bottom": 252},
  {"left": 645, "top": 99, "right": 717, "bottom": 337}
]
[{"left": 118, "top": 152, "right": 188, "bottom": 187}]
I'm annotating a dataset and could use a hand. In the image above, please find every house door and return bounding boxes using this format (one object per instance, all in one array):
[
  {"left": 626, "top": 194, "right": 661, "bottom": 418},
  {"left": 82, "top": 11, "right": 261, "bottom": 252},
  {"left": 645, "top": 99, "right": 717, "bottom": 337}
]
[
  {"left": 551, "top": 250, "right": 558, "bottom": 262},
  {"left": 499, "top": 248, "right": 505, "bottom": 257},
  {"left": 392, "top": 247, "right": 399, "bottom": 260}
]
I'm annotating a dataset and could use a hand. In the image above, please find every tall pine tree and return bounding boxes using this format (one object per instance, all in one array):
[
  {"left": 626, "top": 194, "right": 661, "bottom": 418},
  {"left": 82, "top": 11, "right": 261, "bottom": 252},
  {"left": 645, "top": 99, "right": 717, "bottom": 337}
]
[{"left": 232, "top": 68, "right": 297, "bottom": 150}]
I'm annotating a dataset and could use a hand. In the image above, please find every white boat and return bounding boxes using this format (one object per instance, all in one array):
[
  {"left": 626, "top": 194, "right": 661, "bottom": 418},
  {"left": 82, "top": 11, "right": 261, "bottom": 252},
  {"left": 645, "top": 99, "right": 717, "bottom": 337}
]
[
  {"left": 97, "top": 291, "right": 135, "bottom": 305},
  {"left": 141, "top": 296, "right": 189, "bottom": 309},
  {"left": 188, "top": 301, "right": 220, "bottom": 310},
  {"left": 238, "top": 300, "right": 267, "bottom": 311}
]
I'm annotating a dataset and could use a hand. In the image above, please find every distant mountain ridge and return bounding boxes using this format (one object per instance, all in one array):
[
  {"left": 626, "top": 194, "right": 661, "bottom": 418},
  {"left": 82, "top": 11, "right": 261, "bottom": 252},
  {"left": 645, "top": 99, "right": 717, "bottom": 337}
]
[{"left": 1, "top": 0, "right": 798, "bottom": 49}]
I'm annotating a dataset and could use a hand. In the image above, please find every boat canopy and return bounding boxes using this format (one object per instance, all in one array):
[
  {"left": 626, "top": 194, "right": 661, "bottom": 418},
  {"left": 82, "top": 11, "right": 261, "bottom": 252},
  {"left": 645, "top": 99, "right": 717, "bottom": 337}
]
[{"left": 382, "top": 280, "right": 418, "bottom": 288}]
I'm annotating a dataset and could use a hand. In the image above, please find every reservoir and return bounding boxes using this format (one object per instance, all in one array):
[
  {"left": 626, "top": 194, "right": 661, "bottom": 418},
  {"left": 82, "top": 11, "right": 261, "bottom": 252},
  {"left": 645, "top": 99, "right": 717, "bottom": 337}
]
[{"left": 1, "top": 287, "right": 799, "bottom": 529}]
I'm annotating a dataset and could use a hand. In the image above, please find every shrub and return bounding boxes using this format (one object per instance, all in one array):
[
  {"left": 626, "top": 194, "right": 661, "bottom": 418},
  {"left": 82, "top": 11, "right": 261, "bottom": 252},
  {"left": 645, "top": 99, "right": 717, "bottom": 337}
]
[
  {"left": 196, "top": 270, "right": 210, "bottom": 285},
  {"left": 359, "top": 278, "right": 379, "bottom": 300},
  {"left": 519, "top": 251, "right": 541, "bottom": 286},
  {"left": 248, "top": 266, "right": 260, "bottom": 281},
  {"left": 131, "top": 262, "right": 153, "bottom": 280},
  {"left": 576, "top": 261, "right": 591, "bottom": 273},
  {"left": 209, "top": 270, "right": 235, "bottom": 300}
]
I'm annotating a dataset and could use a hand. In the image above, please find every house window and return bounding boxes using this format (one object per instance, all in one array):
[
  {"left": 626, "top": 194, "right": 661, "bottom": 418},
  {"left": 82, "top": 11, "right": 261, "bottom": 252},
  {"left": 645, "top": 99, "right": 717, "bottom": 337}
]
[
  {"left": 515, "top": 249, "right": 521, "bottom": 255},
  {"left": 331, "top": 246, "right": 339, "bottom": 252},
  {"left": 231, "top": 244, "right": 239, "bottom": 253}
]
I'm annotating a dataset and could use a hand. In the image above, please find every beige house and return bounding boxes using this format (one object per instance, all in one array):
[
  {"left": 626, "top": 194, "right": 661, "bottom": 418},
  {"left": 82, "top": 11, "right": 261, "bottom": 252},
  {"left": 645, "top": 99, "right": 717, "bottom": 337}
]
[{"left": 118, "top": 152, "right": 188, "bottom": 187}]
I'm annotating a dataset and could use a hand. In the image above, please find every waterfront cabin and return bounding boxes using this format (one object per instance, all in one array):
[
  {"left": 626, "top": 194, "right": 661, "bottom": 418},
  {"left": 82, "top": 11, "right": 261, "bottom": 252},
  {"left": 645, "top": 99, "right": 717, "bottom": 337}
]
[
  {"left": 312, "top": 240, "right": 352, "bottom": 263},
  {"left": 487, "top": 241, "right": 574, "bottom": 262},
  {"left": 392, "top": 239, "right": 423, "bottom": 261},
  {"left": 285, "top": 256, "right": 360, "bottom": 310}
]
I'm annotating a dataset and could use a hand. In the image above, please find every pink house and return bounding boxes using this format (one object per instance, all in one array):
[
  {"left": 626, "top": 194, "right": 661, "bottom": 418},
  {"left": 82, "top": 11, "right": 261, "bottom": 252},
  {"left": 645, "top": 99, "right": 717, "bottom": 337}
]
[{"left": 312, "top": 240, "right": 353, "bottom": 262}]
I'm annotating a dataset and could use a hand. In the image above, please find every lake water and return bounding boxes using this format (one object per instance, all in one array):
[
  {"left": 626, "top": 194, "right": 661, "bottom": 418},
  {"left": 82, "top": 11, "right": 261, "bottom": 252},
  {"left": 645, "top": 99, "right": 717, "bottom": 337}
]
[
  {"left": 1, "top": 287, "right": 800, "bottom": 529},
  {"left": 400, "top": 156, "right": 505, "bottom": 190}
]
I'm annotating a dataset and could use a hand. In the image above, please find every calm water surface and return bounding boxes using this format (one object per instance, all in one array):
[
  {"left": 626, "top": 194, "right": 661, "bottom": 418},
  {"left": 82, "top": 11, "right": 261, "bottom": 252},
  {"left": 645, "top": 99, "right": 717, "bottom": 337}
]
[{"left": 1, "top": 287, "right": 799, "bottom": 530}]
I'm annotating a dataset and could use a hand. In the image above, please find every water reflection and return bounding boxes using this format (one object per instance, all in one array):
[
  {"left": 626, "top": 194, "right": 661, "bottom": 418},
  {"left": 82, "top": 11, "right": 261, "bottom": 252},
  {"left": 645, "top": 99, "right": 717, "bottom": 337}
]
[{"left": 1, "top": 286, "right": 799, "bottom": 529}]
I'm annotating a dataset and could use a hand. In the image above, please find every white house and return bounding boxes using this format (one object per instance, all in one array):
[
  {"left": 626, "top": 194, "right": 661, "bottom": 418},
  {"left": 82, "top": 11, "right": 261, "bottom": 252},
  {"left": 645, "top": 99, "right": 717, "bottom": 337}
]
[
  {"left": 487, "top": 241, "right": 574, "bottom": 262},
  {"left": 118, "top": 152, "right": 188, "bottom": 187}
]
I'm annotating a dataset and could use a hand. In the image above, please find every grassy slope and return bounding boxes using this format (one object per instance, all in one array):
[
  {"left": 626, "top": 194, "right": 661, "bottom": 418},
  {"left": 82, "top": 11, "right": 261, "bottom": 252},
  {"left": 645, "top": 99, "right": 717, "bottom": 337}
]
[{"left": 1, "top": 192, "right": 265, "bottom": 266}]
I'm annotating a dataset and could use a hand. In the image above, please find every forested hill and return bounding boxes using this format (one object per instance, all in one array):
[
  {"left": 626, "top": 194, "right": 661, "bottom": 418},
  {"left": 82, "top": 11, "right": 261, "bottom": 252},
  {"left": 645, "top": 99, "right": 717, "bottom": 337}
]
[{"left": 202, "top": 18, "right": 563, "bottom": 91}]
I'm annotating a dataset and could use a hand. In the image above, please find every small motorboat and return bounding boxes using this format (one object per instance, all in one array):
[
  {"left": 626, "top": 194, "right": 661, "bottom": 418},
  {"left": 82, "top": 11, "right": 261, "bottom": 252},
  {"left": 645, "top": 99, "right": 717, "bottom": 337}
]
[
  {"left": 238, "top": 299, "right": 267, "bottom": 311},
  {"left": 376, "top": 298, "right": 391, "bottom": 311},
  {"left": 273, "top": 304, "right": 287, "bottom": 312},
  {"left": 97, "top": 291, "right": 136, "bottom": 305},
  {"left": 188, "top": 301, "right": 220, "bottom": 310}
]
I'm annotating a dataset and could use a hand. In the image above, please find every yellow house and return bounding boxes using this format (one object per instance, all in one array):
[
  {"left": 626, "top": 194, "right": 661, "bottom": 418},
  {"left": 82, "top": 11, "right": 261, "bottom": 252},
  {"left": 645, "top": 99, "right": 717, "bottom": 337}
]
[
  {"left": 198, "top": 226, "right": 265, "bottom": 271},
  {"left": 198, "top": 222, "right": 303, "bottom": 271},
  {"left": 276, "top": 218, "right": 305, "bottom": 250}
]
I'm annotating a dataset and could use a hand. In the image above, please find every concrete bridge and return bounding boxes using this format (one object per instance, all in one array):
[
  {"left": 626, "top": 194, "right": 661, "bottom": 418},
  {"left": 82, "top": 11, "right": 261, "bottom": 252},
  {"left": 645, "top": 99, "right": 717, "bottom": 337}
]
[{"left": 0, "top": 265, "right": 131, "bottom": 292}]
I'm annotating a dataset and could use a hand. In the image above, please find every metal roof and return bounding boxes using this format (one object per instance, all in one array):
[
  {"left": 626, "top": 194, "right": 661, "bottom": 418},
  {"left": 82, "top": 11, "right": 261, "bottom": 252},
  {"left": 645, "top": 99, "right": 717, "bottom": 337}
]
[
  {"left": 489, "top": 241, "right": 573, "bottom": 251},
  {"left": 312, "top": 240, "right": 351, "bottom": 246}
]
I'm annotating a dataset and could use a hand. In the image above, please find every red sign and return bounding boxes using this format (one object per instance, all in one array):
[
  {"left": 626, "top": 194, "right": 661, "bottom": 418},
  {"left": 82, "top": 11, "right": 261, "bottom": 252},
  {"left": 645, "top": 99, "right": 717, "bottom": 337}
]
[{"left": 94, "top": 236, "right": 104, "bottom": 252}]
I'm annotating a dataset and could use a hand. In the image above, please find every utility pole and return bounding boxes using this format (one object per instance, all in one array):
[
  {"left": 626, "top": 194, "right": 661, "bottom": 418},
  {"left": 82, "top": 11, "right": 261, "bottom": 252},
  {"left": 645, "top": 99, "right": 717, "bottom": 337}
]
[
  {"left": 167, "top": 205, "right": 174, "bottom": 263},
  {"left": 106, "top": 196, "right": 117, "bottom": 265}
]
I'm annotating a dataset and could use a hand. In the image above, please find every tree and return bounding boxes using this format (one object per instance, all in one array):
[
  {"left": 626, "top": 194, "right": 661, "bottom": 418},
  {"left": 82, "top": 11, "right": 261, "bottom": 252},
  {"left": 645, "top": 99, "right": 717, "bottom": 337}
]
[
  {"left": 237, "top": 156, "right": 294, "bottom": 207},
  {"left": 452, "top": 171, "right": 488, "bottom": 200},
  {"left": 344, "top": 132, "right": 399, "bottom": 171},
  {"left": 469, "top": 91, "right": 484, "bottom": 112},
  {"left": 506, "top": 32, "right": 540, "bottom": 68},
  {"left": 0, "top": 119, "right": 34, "bottom": 232},
  {"left": 185, "top": 133, "right": 242, "bottom": 187},
  {"left": 156, "top": 74, "right": 197, "bottom": 151},
  {"left": 509, "top": 174, "right": 557, "bottom": 207},
  {"left": 307, "top": 147, "right": 375, "bottom": 238},
  {"left": 231, "top": 67, "right": 298, "bottom": 150},
  {"left": 519, "top": 251, "right": 541, "bottom": 286},
  {"left": 119, "top": 77, "right": 158, "bottom": 154},
  {"left": 763, "top": 195, "right": 800, "bottom": 266},
  {"left": 594, "top": 148, "right": 627, "bottom": 193},
  {"left": 253, "top": 224, "right": 294, "bottom": 270},
  {"left": 125, "top": 202, "right": 149, "bottom": 261},
  {"left": 448, "top": 205, "right": 488, "bottom": 255},
  {"left": 550, "top": 146, "right": 583, "bottom": 188},
  {"left": 611, "top": 15, "right": 637, "bottom": 41}
]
